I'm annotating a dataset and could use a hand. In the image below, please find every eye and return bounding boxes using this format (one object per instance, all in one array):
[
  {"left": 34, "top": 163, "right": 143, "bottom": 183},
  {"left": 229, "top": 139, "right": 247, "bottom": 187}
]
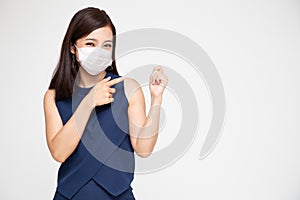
[
  {"left": 85, "top": 42, "right": 95, "bottom": 47},
  {"left": 103, "top": 43, "right": 112, "bottom": 48}
]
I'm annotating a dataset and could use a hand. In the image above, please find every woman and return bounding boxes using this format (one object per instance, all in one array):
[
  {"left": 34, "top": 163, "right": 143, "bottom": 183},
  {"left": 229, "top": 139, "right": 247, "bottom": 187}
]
[{"left": 43, "top": 7, "right": 168, "bottom": 200}]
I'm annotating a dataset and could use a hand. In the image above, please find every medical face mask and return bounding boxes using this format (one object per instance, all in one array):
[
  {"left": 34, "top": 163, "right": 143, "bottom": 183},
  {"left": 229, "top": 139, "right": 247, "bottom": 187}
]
[{"left": 75, "top": 44, "right": 113, "bottom": 75}]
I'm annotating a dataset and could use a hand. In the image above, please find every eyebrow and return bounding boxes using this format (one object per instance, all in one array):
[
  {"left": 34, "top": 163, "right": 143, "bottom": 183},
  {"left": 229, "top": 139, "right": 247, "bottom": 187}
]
[
  {"left": 85, "top": 38, "right": 113, "bottom": 43},
  {"left": 85, "top": 38, "right": 97, "bottom": 41},
  {"left": 103, "top": 39, "right": 113, "bottom": 43}
]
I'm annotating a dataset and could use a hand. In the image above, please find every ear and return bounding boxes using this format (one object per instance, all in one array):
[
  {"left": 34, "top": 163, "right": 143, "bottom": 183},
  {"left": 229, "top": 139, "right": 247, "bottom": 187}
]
[{"left": 70, "top": 44, "right": 76, "bottom": 54}]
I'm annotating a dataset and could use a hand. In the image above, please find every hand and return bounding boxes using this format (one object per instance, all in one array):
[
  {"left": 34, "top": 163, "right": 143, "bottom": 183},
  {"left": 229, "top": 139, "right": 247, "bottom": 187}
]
[
  {"left": 149, "top": 66, "right": 168, "bottom": 98},
  {"left": 89, "top": 76, "right": 125, "bottom": 107}
]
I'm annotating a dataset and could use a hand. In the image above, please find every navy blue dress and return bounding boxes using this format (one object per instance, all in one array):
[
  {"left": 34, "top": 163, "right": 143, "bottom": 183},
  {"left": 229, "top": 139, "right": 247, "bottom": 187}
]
[{"left": 53, "top": 71, "right": 135, "bottom": 200}]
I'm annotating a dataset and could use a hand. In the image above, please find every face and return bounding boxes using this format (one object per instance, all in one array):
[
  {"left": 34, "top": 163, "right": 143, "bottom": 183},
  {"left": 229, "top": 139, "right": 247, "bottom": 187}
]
[{"left": 71, "top": 26, "right": 113, "bottom": 58}]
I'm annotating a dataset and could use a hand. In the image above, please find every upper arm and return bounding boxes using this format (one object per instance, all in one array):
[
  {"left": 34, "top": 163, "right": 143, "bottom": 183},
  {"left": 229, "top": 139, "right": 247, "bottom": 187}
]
[
  {"left": 43, "top": 89, "right": 63, "bottom": 151},
  {"left": 124, "top": 78, "right": 147, "bottom": 149}
]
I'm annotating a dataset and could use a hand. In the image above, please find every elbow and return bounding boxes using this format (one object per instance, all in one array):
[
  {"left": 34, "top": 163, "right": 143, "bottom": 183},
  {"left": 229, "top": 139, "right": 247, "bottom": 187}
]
[
  {"left": 48, "top": 143, "right": 68, "bottom": 163},
  {"left": 53, "top": 157, "right": 65, "bottom": 164},
  {"left": 136, "top": 151, "right": 152, "bottom": 158},
  {"left": 47, "top": 140, "right": 68, "bottom": 163},
  {"left": 51, "top": 151, "right": 67, "bottom": 163},
  {"left": 134, "top": 145, "right": 155, "bottom": 158}
]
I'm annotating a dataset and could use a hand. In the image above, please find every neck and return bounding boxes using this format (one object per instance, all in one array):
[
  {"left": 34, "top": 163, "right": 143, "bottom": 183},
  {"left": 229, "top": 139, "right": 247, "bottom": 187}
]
[{"left": 77, "top": 67, "right": 107, "bottom": 88}]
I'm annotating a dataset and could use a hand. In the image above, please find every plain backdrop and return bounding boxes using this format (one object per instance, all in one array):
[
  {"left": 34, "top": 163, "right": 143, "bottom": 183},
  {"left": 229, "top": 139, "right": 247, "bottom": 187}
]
[{"left": 0, "top": 0, "right": 300, "bottom": 199}]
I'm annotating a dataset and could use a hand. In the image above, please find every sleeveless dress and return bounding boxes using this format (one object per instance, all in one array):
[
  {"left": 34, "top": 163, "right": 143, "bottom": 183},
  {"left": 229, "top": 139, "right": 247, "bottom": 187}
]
[{"left": 52, "top": 71, "right": 135, "bottom": 200}]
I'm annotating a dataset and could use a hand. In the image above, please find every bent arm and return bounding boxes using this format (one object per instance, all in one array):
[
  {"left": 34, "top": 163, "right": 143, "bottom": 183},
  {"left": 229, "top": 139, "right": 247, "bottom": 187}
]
[
  {"left": 43, "top": 89, "right": 94, "bottom": 163},
  {"left": 125, "top": 78, "right": 162, "bottom": 158}
]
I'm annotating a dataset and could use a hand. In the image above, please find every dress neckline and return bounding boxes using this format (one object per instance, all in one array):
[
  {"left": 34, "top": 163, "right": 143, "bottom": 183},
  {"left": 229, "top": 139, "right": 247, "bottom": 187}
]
[{"left": 74, "top": 71, "right": 111, "bottom": 96}]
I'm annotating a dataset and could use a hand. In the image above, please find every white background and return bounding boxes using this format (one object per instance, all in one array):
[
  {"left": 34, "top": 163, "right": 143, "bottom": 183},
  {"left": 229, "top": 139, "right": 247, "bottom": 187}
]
[{"left": 0, "top": 0, "right": 300, "bottom": 199}]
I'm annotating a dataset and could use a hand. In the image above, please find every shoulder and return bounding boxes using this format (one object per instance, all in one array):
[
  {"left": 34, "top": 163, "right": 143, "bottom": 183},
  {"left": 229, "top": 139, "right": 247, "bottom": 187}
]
[
  {"left": 123, "top": 77, "right": 144, "bottom": 104},
  {"left": 123, "top": 77, "right": 140, "bottom": 87},
  {"left": 43, "top": 89, "right": 56, "bottom": 106}
]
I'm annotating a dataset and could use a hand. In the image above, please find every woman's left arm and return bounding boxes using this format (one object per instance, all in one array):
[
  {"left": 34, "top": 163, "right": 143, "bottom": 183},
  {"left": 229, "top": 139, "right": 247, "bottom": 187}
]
[{"left": 124, "top": 66, "right": 168, "bottom": 158}]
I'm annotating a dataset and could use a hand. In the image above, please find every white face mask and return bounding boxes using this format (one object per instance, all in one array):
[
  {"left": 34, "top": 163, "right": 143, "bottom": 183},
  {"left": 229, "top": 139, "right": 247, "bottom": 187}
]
[{"left": 75, "top": 44, "right": 113, "bottom": 75}]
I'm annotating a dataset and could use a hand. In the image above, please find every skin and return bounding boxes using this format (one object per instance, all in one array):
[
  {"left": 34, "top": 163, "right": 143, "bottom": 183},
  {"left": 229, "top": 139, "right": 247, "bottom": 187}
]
[{"left": 43, "top": 26, "right": 168, "bottom": 163}]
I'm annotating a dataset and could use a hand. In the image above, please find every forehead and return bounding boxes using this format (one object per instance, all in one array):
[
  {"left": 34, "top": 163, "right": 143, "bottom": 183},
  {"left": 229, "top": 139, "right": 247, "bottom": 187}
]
[{"left": 81, "top": 26, "right": 113, "bottom": 42}]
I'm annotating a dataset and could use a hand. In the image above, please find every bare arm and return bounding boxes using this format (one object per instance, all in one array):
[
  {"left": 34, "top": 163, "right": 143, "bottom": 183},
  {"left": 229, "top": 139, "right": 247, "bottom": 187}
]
[
  {"left": 43, "top": 89, "right": 94, "bottom": 163},
  {"left": 125, "top": 66, "right": 168, "bottom": 158},
  {"left": 43, "top": 76, "right": 124, "bottom": 163}
]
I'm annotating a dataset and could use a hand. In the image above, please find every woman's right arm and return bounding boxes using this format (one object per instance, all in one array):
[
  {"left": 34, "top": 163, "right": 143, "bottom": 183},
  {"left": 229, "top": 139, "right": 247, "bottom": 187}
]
[
  {"left": 43, "top": 76, "right": 124, "bottom": 163},
  {"left": 43, "top": 88, "right": 95, "bottom": 163}
]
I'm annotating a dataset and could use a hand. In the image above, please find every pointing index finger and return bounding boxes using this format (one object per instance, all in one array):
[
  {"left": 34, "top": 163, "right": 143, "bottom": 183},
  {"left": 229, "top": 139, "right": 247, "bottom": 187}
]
[{"left": 105, "top": 76, "right": 125, "bottom": 87}]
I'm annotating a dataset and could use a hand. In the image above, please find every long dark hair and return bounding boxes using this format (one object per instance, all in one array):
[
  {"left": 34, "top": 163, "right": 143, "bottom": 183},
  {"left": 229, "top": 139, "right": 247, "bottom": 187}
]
[{"left": 48, "top": 7, "right": 119, "bottom": 101}]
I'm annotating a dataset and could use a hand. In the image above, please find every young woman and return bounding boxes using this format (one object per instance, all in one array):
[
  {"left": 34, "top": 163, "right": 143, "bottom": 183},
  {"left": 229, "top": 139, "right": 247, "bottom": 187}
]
[{"left": 43, "top": 7, "right": 168, "bottom": 200}]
